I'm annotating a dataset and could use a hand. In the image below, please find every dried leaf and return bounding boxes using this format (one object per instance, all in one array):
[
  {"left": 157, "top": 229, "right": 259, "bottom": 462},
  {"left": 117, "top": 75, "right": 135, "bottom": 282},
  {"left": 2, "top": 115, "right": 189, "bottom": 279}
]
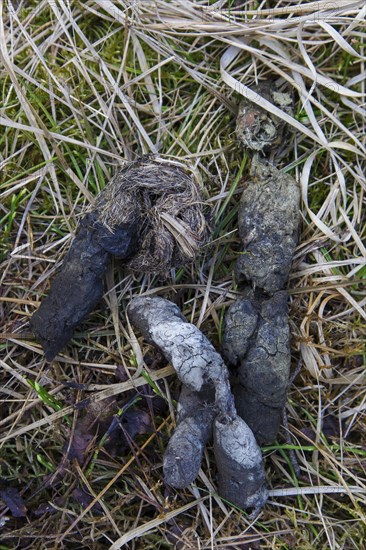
[
  {"left": 0, "top": 485, "right": 27, "bottom": 518},
  {"left": 122, "top": 410, "right": 151, "bottom": 439},
  {"left": 71, "top": 487, "right": 103, "bottom": 513},
  {"left": 67, "top": 431, "right": 95, "bottom": 463},
  {"left": 322, "top": 414, "right": 343, "bottom": 440}
]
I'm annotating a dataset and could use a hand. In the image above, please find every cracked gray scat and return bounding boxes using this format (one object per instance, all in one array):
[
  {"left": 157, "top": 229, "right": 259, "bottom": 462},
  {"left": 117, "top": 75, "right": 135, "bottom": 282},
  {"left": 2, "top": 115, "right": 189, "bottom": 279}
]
[
  {"left": 222, "top": 292, "right": 290, "bottom": 444},
  {"left": 213, "top": 416, "right": 268, "bottom": 514},
  {"left": 150, "top": 320, "right": 219, "bottom": 391},
  {"left": 164, "top": 386, "right": 216, "bottom": 488},
  {"left": 130, "top": 296, "right": 267, "bottom": 504},
  {"left": 129, "top": 296, "right": 235, "bottom": 488},
  {"left": 232, "top": 291, "right": 290, "bottom": 445},
  {"left": 129, "top": 297, "right": 231, "bottom": 398},
  {"left": 239, "top": 291, "right": 290, "bottom": 405},
  {"left": 222, "top": 297, "right": 259, "bottom": 367},
  {"left": 163, "top": 416, "right": 209, "bottom": 488},
  {"left": 235, "top": 157, "right": 300, "bottom": 295}
]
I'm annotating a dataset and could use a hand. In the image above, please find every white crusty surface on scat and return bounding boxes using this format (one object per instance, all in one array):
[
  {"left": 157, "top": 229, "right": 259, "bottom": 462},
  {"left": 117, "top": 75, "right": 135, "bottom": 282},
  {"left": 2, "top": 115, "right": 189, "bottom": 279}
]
[
  {"left": 129, "top": 297, "right": 233, "bottom": 408},
  {"left": 150, "top": 320, "right": 222, "bottom": 391},
  {"left": 214, "top": 416, "right": 262, "bottom": 468},
  {"left": 130, "top": 296, "right": 267, "bottom": 504}
]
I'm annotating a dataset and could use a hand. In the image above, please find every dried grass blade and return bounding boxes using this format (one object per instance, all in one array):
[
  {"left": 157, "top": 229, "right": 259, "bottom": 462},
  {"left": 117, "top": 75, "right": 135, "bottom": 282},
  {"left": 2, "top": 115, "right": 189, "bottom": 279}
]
[{"left": 109, "top": 497, "right": 207, "bottom": 549}]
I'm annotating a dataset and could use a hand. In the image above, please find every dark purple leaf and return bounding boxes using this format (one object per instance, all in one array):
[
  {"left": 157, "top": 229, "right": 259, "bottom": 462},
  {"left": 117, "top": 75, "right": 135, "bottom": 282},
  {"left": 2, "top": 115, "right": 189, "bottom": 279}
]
[
  {"left": 33, "top": 502, "right": 57, "bottom": 517},
  {"left": 71, "top": 487, "right": 102, "bottom": 513},
  {"left": 115, "top": 364, "right": 129, "bottom": 382},
  {"left": 300, "top": 413, "right": 343, "bottom": 445},
  {"left": 102, "top": 409, "right": 151, "bottom": 456},
  {"left": 67, "top": 431, "right": 95, "bottom": 463},
  {"left": 0, "top": 486, "right": 27, "bottom": 517},
  {"left": 122, "top": 410, "right": 151, "bottom": 438},
  {"left": 322, "top": 414, "right": 342, "bottom": 439},
  {"left": 34, "top": 496, "right": 66, "bottom": 516}
]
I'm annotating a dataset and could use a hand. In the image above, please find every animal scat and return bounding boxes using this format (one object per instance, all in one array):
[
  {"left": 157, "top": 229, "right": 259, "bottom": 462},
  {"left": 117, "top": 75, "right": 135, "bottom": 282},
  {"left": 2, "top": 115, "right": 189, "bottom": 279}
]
[
  {"left": 223, "top": 290, "right": 291, "bottom": 445},
  {"left": 129, "top": 296, "right": 267, "bottom": 512},
  {"left": 214, "top": 415, "right": 268, "bottom": 515},
  {"left": 235, "top": 82, "right": 293, "bottom": 152},
  {"left": 30, "top": 157, "right": 209, "bottom": 360},
  {"left": 163, "top": 387, "right": 216, "bottom": 488},
  {"left": 235, "top": 156, "right": 301, "bottom": 295},
  {"left": 93, "top": 156, "right": 209, "bottom": 273},
  {"left": 30, "top": 212, "right": 137, "bottom": 361},
  {"left": 128, "top": 297, "right": 234, "bottom": 414},
  {"left": 221, "top": 297, "right": 259, "bottom": 366}
]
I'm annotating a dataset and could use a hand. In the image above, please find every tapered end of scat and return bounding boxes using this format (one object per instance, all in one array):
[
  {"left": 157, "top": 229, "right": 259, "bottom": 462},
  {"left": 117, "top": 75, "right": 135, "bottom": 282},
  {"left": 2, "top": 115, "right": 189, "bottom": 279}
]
[
  {"left": 30, "top": 311, "right": 75, "bottom": 362},
  {"left": 164, "top": 387, "right": 216, "bottom": 488},
  {"left": 163, "top": 416, "right": 210, "bottom": 488},
  {"left": 30, "top": 215, "right": 110, "bottom": 361},
  {"left": 129, "top": 296, "right": 184, "bottom": 324},
  {"left": 30, "top": 260, "right": 107, "bottom": 361}
]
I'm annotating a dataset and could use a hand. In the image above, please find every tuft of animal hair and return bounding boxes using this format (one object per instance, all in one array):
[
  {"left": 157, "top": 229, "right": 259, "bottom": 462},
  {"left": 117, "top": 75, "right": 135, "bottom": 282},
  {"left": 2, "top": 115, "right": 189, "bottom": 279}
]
[{"left": 93, "top": 156, "right": 209, "bottom": 274}]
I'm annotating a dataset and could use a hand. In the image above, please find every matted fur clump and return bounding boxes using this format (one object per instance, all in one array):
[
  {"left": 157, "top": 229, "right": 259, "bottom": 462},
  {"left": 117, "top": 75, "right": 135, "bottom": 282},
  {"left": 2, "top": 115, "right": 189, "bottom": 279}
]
[{"left": 93, "top": 156, "right": 209, "bottom": 273}]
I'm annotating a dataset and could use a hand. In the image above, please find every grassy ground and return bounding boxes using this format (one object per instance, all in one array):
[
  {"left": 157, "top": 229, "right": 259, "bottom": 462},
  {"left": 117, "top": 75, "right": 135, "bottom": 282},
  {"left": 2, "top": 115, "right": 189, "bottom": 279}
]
[{"left": 1, "top": 1, "right": 365, "bottom": 548}]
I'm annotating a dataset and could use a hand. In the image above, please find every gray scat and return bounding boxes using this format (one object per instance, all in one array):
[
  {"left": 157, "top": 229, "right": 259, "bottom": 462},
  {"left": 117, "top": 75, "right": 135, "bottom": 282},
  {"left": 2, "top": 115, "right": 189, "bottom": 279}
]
[
  {"left": 129, "top": 297, "right": 232, "bottom": 400},
  {"left": 129, "top": 296, "right": 267, "bottom": 508},
  {"left": 221, "top": 298, "right": 259, "bottom": 366},
  {"left": 163, "top": 387, "right": 216, "bottom": 488},
  {"left": 163, "top": 416, "right": 210, "bottom": 488},
  {"left": 223, "top": 291, "right": 291, "bottom": 445},
  {"left": 235, "top": 156, "right": 301, "bottom": 295},
  {"left": 214, "top": 416, "right": 268, "bottom": 514},
  {"left": 129, "top": 300, "right": 232, "bottom": 467}
]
